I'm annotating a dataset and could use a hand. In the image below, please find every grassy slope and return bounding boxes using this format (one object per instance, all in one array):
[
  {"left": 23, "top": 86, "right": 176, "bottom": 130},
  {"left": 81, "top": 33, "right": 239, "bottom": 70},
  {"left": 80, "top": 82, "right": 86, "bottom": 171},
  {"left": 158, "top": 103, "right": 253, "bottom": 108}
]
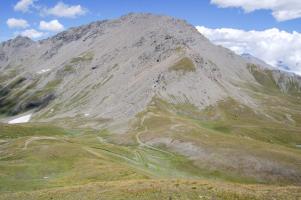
[
  {"left": 0, "top": 124, "right": 300, "bottom": 200},
  {"left": 122, "top": 96, "right": 301, "bottom": 184},
  {"left": 0, "top": 124, "right": 149, "bottom": 193},
  {"left": 1, "top": 179, "right": 301, "bottom": 200}
]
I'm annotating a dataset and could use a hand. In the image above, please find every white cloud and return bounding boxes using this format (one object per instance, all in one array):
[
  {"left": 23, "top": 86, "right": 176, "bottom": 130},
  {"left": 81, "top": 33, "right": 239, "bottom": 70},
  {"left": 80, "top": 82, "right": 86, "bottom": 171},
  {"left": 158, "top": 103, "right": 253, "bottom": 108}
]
[
  {"left": 211, "top": 0, "right": 301, "bottom": 21},
  {"left": 44, "top": 2, "right": 87, "bottom": 18},
  {"left": 7, "top": 18, "right": 29, "bottom": 29},
  {"left": 39, "top": 20, "right": 64, "bottom": 32},
  {"left": 20, "top": 29, "right": 46, "bottom": 39},
  {"left": 196, "top": 26, "right": 301, "bottom": 75},
  {"left": 14, "top": 0, "right": 36, "bottom": 12}
]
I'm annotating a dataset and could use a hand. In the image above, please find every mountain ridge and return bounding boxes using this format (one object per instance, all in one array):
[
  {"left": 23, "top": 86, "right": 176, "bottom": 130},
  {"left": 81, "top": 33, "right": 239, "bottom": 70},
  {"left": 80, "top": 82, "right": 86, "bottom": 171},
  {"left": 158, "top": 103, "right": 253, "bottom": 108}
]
[
  {"left": 0, "top": 13, "right": 300, "bottom": 124},
  {"left": 0, "top": 14, "right": 301, "bottom": 193},
  {"left": 0, "top": 13, "right": 300, "bottom": 126}
]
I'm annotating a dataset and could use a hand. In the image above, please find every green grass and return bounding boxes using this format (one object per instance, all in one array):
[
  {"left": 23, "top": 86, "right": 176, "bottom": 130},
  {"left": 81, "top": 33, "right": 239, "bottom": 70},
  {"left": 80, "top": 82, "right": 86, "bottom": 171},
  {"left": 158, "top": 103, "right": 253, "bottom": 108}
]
[
  {"left": 0, "top": 124, "right": 148, "bottom": 192},
  {"left": 70, "top": 52, "right": 94, "bottom": 64},
  {"left": 169, "top": 57, "right": 196, "bottom": 73},
  {"left": 0, "top": 123, "right": 72, "bottom": 139},
  {"left": 61, "top": 65, "right": 75, "bottom": 74},
  {"left": 0, "top": 75, "right": 61, "bottom": 116},
  {"left": 247, "top": 64, "right": 279, "bottom": 91},
  {"left": 0, "top": 116, "right": 300, "bottom": 199},
  {"left": 25, "top": 79, "right": 61, "bottom": 103},
  {"left": 124, "top": 96, "right": 301, "bottom": 185},
  {"left": 247, "top": 63, "right": 301, "bottom": 96},
  {"left": 0, "top": 76, "right": 30, "bottom": 115},
  {"left": 2, "top": 179, "right": 301, "bottom": 200},
  {"left": 0, "top": 69, "right": 18, "bottom": 85}
]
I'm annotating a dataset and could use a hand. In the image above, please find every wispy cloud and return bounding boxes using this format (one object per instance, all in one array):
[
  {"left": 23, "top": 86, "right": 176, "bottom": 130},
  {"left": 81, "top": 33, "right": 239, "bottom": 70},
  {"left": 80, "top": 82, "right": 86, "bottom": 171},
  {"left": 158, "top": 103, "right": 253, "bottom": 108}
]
[
  {"left": 211, "top": 0, "right": 301, "bottom": 21},
  {"left": 14, "top": 0, "right": 36, "bottom": 12},
  {"left": 43, "top": 2, "right": 87, "bottom": 18},
  {"left": 20, "top": 29, "right": 46, "bottom": 39}
]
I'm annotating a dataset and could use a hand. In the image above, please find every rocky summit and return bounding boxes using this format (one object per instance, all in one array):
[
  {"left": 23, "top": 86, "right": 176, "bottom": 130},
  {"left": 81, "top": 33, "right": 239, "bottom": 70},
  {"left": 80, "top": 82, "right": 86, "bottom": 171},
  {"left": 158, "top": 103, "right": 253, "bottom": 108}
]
[{"left": 0, "top": 13, "right": 301, "bottom": 199}]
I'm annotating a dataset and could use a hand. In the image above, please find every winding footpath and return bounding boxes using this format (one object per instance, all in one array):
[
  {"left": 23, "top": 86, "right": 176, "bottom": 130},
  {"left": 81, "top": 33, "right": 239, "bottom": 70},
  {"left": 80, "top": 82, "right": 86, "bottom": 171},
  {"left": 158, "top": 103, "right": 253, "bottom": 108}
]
[
  {"left": 135, "top": 114, "right": 175, "bottom": 156},
  {"left": 23, "top": 136, "right": 59, "bottom": 150}
]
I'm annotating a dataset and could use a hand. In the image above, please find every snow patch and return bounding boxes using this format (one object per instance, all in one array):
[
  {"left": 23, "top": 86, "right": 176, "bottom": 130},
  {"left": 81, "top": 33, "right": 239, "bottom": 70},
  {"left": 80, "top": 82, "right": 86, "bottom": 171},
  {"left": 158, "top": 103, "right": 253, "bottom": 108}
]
[
  {"left": 37, "top": 69, "right": 51, "bottom": 74},
  {"left": 8, "top": 114, "right": 32, "bottom": 124}
]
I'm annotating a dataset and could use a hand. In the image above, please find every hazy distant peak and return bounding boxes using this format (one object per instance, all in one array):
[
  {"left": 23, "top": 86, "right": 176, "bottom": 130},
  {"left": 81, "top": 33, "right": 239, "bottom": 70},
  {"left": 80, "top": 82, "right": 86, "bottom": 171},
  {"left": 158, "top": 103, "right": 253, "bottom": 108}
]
[{"left": 1, "top": 35, "right": 34, "bottom": 48}]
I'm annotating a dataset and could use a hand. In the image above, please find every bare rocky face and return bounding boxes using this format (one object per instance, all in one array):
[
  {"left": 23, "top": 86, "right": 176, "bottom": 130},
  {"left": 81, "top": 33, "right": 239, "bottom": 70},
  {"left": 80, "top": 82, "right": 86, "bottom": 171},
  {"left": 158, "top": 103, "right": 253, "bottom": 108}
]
[{"left": 1, "top": 13, "right": 300, "bottom": 127}]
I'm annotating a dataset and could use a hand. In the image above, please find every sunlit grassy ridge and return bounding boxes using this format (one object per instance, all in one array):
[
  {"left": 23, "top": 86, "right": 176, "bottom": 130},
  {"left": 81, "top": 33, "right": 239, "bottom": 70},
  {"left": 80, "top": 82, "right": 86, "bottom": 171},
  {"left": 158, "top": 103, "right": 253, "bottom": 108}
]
[
  {"left": 123, "top": 96, "right": 301, "bottom": 185},
  {"left": 0, "top": 124, "right": 148, "bottom": 192}
]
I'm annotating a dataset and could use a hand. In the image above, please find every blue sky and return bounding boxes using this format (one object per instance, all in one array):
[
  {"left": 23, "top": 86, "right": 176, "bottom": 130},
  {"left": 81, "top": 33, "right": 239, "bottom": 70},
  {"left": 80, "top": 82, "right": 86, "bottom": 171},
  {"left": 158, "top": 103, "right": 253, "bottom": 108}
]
[
  {"left": 1, "top": 0, "right": 301, "bottom": 74},
  {"left": 1, "top": 0, "right": 301, "bottom": 41}
]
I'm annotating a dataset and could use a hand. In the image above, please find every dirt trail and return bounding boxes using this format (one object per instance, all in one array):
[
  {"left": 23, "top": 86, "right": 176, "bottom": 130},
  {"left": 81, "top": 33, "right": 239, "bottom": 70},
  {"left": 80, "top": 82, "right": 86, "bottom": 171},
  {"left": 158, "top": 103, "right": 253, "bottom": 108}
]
[
  {"left": 23, "top": 137, "right": 59, "bottom": 150},
  {"left": 231, "top": 125, "right": 301, "bottom": 131},
  {"left": 83, "top": 146, "right": 137, "bottom": 164},
  {"left": 135, "top": 113, "right": 175, "bottom": 156}
]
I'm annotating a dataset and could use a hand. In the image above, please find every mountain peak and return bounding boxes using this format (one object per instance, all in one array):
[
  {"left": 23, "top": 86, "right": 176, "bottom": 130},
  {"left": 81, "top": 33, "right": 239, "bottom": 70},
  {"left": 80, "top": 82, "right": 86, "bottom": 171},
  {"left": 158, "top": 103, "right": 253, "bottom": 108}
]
[
  {"left": 1, "top": 35, "right": 34, "bottom": 48},
  {"left": 45, "top": 13, "right": 202, "bottom": 45}
]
